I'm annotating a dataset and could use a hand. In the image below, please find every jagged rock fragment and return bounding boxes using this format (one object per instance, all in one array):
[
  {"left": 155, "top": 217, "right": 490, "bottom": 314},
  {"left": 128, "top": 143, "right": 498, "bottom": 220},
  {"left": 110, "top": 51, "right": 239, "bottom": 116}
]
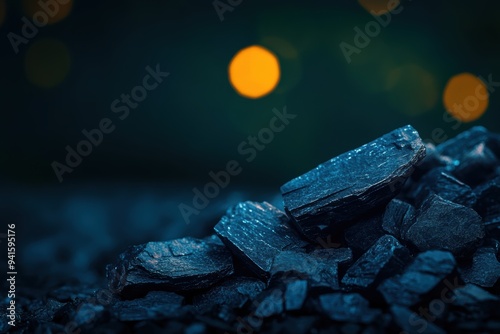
[
  {"left": 271, "top": 248, "right": 352, "bottom": 290},
  {"left": 390, "top": 305, "right": 446, "bottom": 334},
  {"left": 460, "top": 246, "right": 500, "bottom": 287},
  {"left": 112, "top": 291, "right": 184, "bottom": 321},
  {"left": 344, "top": 213, "right": 385, "bottom": 256},
  {"left": 411, "top": 168, "right": 477, "bottom": 207},
  {"left": 214, "top": 201, "right": 306, "bottom": 278},
  {"left": 281, "top": 125, "right": 426, "bottom": 240},
  {"left": 382, "top": 199, "right": 415, "bottom": 239},
  {"left": 341, "top": 235, "right": 409, "bottom": 289},
  {"left": 378, "top": 250, "right": 456, "bottom": 306},
  {"left": 404, "top": 194, "right": 484, "bottom": 257},
  {"left": 106, "top": 237, "right": 234, "bottom": 297},
  {"left": 284, "top": 279, "right": 308, "bottom": 311},
  {"left": 319, "top": 293, "right": 382, "bottom": 324},
  {"left": 450, "top": 284, "right": 500, "bottom": 320},
  {"left": 193, "top": 277, "right": 265, "bottom": 313},
  {"left": 454, "top": 142, "right": 498, "bottom": 186},
  {"left": 436, "top": 126, "right": 490, "bottom": 159}
]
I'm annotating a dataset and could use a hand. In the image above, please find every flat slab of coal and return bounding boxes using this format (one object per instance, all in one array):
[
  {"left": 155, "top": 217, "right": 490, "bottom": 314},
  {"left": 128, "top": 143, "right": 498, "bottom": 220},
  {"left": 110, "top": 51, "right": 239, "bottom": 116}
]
[
  {"left": 281, "top": 125, "right": 426, "bottom": 241},
  {"left": 378, "top": 250, "right": 456, "bottom": 306},
  {"left": 112, "top": 291, "right": 184, "bottom": 322},
  {"left": 404, "top": 194, "right": 484, "bottom": 257},
  {"left": 341, "top": 235, "right": 409, "bottom": 289},
  {"left": 106, "top": 237, "right": 234, "bottom": 297},
  {"left": 214, "top": 201, "right": 306, "bottom": 278}
]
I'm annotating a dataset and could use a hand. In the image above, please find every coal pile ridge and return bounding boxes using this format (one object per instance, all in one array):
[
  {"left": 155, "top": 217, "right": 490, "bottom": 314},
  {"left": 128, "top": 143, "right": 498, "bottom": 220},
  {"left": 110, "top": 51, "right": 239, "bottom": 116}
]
[{"left": 8, "top": 125, "right": 500, "bottom": 334}]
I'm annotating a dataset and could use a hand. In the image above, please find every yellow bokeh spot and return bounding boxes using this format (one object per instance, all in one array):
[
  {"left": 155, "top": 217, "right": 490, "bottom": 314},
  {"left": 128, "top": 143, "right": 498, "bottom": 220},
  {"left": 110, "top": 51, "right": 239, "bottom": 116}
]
[
  {"left": 443, "top": 73, "right": 489, "bottom": 123},
  {"left": 23, "top": 0, "right": 73, "bottom": 25},
  {"left": 358, "top": 0, "right": 400, "bottom": 15},
  {"left": 25, "top": 39, "right": 71, "bottom": 88},
  {"left": 229, "top": 45, "right": 281, "bottom": 99}
]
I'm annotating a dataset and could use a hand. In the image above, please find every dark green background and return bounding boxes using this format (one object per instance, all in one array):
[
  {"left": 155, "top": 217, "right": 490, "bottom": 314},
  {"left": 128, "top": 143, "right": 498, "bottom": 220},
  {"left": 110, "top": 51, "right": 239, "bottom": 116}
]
[{"left": 2, "top": 0, "right": 500, "bottom": 187}]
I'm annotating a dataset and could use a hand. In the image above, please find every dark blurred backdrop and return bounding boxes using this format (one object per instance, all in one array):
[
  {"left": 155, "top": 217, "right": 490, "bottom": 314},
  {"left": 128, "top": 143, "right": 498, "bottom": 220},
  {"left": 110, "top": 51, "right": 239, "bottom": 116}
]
[{"left": 2, "top": 0, "right": 500, "bottom": 186}]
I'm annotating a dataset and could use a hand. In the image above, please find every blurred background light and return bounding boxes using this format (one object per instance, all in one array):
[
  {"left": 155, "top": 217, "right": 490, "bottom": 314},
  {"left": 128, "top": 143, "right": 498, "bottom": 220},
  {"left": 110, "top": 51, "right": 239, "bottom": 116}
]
[
  {"left": 228, "top": 45, "right": 281, "bottom": 99},
  {"left": 22, "top": 0, "right": 73, "bottom": 25},
  {"left": 443, "top": 72, "right": 489, "bottom": 122},
  {"left": 358, "top": 0, "right": 401, "bottom": 15},
  {"left": 25, "top": 38, "right": 71, "bottom": 88},
  {"left": 385, "top": 63, "right": 439, "bottom": 116}
]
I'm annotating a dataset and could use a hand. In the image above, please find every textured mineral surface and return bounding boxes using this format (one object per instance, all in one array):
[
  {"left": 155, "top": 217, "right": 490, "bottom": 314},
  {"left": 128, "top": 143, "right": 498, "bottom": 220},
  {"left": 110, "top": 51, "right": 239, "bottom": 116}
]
[
  {"left": 281, "top": 125, "right": 426, "bottom": 240},
  {"left": 12, "top": 126, "right": 500, "bottom": 334}
]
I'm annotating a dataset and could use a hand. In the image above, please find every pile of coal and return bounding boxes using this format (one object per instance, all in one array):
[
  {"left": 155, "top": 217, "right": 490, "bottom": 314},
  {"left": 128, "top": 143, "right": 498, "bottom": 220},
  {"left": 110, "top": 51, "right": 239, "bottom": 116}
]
[{"left": 10, "top": 125, "right": 500, "bottom": 333}]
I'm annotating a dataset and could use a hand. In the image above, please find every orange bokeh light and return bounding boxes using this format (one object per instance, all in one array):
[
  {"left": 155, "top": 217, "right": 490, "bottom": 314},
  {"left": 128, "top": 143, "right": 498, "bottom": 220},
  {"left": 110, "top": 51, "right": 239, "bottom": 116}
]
[
  {"left": 22, "top": 0, "right": 73, "bottom": 25},
  {"left": 358, "top": 0, "right": 401, "bottom": 15},
  {"left": 443, "top": 73, "right": 489, "bottom": 123},
  {"left": 228, "top": 45, "right": 281, "bottom": 99}
]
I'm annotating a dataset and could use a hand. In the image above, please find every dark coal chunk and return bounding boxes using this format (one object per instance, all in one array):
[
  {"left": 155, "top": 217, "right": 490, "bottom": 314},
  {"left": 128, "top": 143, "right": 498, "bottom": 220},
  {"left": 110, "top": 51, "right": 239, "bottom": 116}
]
[
  {"left": 454, "top": 143, "right": 498, "bottom": 186},
  {"left": 112, "top": 291, "right": 184, "bottom": 321},
  {"left": 413, "top": 143, "right": 453, "bottom": 178},
  {"left": 378, "top": 250, "right": 456, "bottom": 306},
  {"left": 26, "top": 299, "right": 66, "bottom": 323},
  {"left": 253, "top": 288, "right": 284, "bottom": 318},
  {"left": 281, "top": 125, "right": 426, "bottom": 241},
  {"left": 341, "top": 235, "right": 409, "bottom": 289},
  {"left": 460, "top": 246, "right": 500, "bottom": 287},
  {"left": 344, "top": 213, "right": 385, "bottom": 256},
  {"left": 404, "top": 194, "right": 484, "bottom": 257},
  {"left": 264, "top": 316, "right": 318, "bottom": 334},
  {"left": 193, "top": 277, "right": 265, "bottom": 313},
  {"left": 49, "top": 285, "right": 99, "bottom": 303},
  {"left": 411, "top": 168, "right": 477, "bottom": 207},
  {"left": 487, "top": 132, "right": 500, "bottom": 158},
  {"left": 271, "top": 248, "right": 353, "bottom": 290},
  {"left": 382, "top": 199, "right": 415, "bottom": 239},
  {"left": 54, "top": 301, "right": 106, "bottom": 328},
  {"left": 390, "top": 305, "right": 446, "bottom": 334},
  {"left": 214, "top": 201, "right": 306, "bottom": 278},
  {"left": 436, "top": 126, "right": 490, "bottom": 160},
  {"left": 106, "top": 237, "right": 234, "bottom": 297},
  {"left": 319, "top": 293, "right": 382, "bottom": 324},
  {"left": 284, "top": 279, "right": 308, "bottom": 311},
  {"left": 450, "top": 284, "right": 500, "bottom": 320},
  {"left": 474, "top": 176, "right": 500, "bottom": 228}
]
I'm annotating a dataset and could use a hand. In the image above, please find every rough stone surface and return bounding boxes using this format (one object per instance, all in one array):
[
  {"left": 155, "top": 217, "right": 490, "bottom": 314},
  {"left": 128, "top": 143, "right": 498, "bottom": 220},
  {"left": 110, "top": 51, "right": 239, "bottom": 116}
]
[
  {"left": 404, "top": 194, "right": 485, "bottom": 257},
  {"left": 193, "top": 277, "right": 265, "bottom": 313},
  {"left": 378, "top": 250, "right": 456, "bottom": 306},
  {"left": 106, "top": 237, "right": 234, "bottom": 297},
  {"left": 382, "top": 199, "right": 415, "bottom": 239},
  {"left": 281, "top": 125, "right": 426, "bottom": 240},
  {"left": 271, "top": 248, "right": 353, "bottom": 290},
  {"left": 411, "top": 168, "right": 477, "bottom": 207},
  {"left": 319, "top": 293, "right": 382, "bottom": 324},
  {"left": 214, "top": 201, "right": 306, "bottom": 278},
  {"left": 112, "top": 291, "right": 184, "bottom": 321},
  {"left": 342, "top": 235, "right": 409, "bottom": 289},
  {"left": 284, "top": 279, "right": 308, "bottom": 311},
  {"left": 344, "top": 213, "right": 385, "bottom": 256},
  {"left": 460, "top": 246, "right": 500, "bottom": 287}
]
